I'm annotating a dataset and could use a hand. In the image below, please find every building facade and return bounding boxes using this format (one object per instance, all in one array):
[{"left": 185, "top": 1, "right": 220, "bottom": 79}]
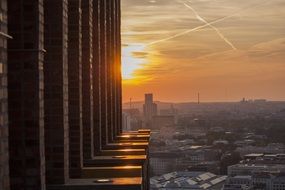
[
  {"left": 7, "top": 0, "right": 45, "bottom": 189},
  {"left": 152, "top": 115, "right": 175, "bottom": 129},
  {"left": 44, "top": 0, "right": 69, "bottom": 185},
  {"left": 0, "top": 0, "right": 9, "bottom": 189},
  {"left": 0, "top": 0, "right": 150, "bottom": 190}
]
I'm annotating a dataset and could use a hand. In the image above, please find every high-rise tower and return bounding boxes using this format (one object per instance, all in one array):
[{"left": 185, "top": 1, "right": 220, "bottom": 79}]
[{"left": 143, "top": 93, "right": 157, "bottom": 128}]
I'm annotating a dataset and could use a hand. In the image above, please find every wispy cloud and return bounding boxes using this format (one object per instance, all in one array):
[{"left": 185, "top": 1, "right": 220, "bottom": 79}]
[
  {"left": 121, "top": 0, "right": 285, "bottom": 102},
  {"left": 147, "top": 0, "right": 268, "bottom": 47},
  {"left": 181, "top": 0, "right": 237, "bottom": 50}
]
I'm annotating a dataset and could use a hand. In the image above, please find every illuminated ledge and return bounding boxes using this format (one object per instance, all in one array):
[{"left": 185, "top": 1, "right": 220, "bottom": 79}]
[
  {"left": 120, "top": 134, "right": 150, "bottom": 138},
  {"left": 116, "top": 134, "right": 150, "bottom": 141},
  {"left": 115, "top": 139, "right": 149, "bottom": 143},
  {"left": 105, "top": 142, "right": 149, "bottom": 150},
  {"left": 121, "top": 130, "right": 140, "bottom": 133},
  {"left": 138, "top": 129, "right": 151, "bottom": 133},
  {"left": 82, "top": 166, "right": 142, "bottom": 178},
  {"left": 84, "top": 155, "right": 147, "bottom": 167},
  {"left": 121, "top": 129, "right": 151, "bottom": 134},
  {"left": 99, "top": 149, "right": 146, "bottom": 156},
  {"left": 115, "top": 139, "right": 149, "bottom": 142},
  {"left": 122, "top": 131, "right": 150, "bottom": 135},
  {"left": 47, "top": 177, "right": 142, "bottom": 190}
]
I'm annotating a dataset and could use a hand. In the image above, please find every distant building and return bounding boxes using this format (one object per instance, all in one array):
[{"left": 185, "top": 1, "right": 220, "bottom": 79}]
[
  {"left": 160, "top": 104, "right": 178, "bottom": 124},
  {"left": 187, "top": 161, "right": 221, "bottom": 174},
  {"left": 122, "top": 108, "right": 143, "bottom": 130},
  {"left": 122, "top": 112, "right": 131, "bottom": 131},
  {"left": 226, "top": 175, "right": 252, "bottom": 188},
  {"left": 222, "top": 184, "right": 252, "bottom": 190},
  {"left": 254, "top": 99, "right": 267, "bottom": 103},
  {"left": 213, "top": 140, "right": 229, "bottom": 146},
  {"left": 185, "top": 118, "right": 207, "bottom": 137},
  {"left": 242, "top": 153, "right": 285, "bottom": 165},
  {"left": 271, "top": 173, "right": 285, "bottom": 190},
  {"left": 143, "top": 93, "right": 157, "bottom": 128},
  {"left": 228, "top": 164, "right": 285, "bottom": 176},
  {"left": 152, "top": 115, "right": 175, "bottom": 129},
  {"left": 236, "top": 143, "right": 285, "bottom": 157},
  {"left": 160, "top": 104, "right": 178, "bottom": 116},
  {"left": 225, "top": 152, "right": 285, "bottom": 190},
  {"left": 176, "top": 146, "right": 221, "bottom": 174},
  {"left": 224, "top": 172, "right": 285, "bottom": 190},
  {"left": 150, "top": 171, "right": 227, "bottom": 190},
  {"left": 123, "top": 108, "right": 141, "bottom": 117},
  {"left": 150, "top": 152, "right": 179, "bottom": 176}
]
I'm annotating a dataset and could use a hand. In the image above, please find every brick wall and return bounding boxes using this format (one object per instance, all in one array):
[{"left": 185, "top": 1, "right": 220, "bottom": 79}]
[
  {"left": 0, "top": 0, "right": 9, "bottom": 189},
  {"left": 7, "top": 0, "right": 45, "bottom": 189},
  {"left": 44, "top": 0, "right": 69, "bottom": 184},
  {"left": 68, "top": 0, "right": 83, "bottom": 179},
  {"left": 82, "top": 0, "right": 94, "bottom": 161}
]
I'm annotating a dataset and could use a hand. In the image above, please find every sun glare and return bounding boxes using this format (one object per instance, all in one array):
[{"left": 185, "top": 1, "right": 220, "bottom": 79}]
[{"left": 122, "top": 43, "right": 147, "bottom": 82}]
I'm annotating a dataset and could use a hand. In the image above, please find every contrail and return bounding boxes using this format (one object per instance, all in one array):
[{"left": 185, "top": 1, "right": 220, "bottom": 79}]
[
  {"left": 183, "top": 0, "right": 237, "bottom": 50},
  {"left": 147, "top": 0, "right": 267, "bottom": 47}
]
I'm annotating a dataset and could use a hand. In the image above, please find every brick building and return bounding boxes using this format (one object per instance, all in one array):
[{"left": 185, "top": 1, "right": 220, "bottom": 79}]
[
  {"left": 0, "top": 0, "right": 10, "bottom": 189},
  {"left": 0, "top": 0, "right": 150, "bottom": 190}
]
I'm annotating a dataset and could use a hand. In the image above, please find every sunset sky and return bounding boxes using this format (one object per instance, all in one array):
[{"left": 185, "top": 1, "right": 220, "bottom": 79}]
[{"left": 121, "top": 0, "right": 285, "bottom": 103}]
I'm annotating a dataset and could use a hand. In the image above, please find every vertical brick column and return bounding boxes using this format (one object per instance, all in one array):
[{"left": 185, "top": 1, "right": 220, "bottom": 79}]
[
  {"left": 116, "top": 0, "right": 123, "bottom": 134},
  {"left": 68, "top": 0, "right": 83, "bottom": 179},
  {"left": 106, "top": 0, "right": 114, "bottom": 143},
  {"left": 113, "top": 0, "right": 120, "bottom": 135},
  {"left": 112, "top": 0, "right": 119, "bottom": 137},
  {"left": 0, "top": 0, "right": 9, "bottom": 189},
  {"left": 7, "top": 0, "right": 45, "bottom": 189},
  {"left": 99, "top": 0, "right": 108, "bottom": 147},
  {"left": 110, "top": 0, "right": 117, "bottom": 140},
  {"left": 82, "top": 0, "right": 94, "bottom": 161},
  {"left": 44, "top": 0, "right": 69, "bottom": 185},
  {"left": 92, "top": 0, "right": 102, "bottom": 154}
]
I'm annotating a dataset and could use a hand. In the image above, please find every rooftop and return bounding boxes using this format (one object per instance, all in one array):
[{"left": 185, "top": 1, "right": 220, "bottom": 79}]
[{"left": 151, "top": 171, "right": 227, "bottom": 190}]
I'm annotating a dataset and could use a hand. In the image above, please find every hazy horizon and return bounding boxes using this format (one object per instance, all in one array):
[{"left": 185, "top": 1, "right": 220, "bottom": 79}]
[
  {"left": 121, "top": 0, "right": 285, "bottom": 103},
  {"left": 122, "top": 99, "right": 285, "bottom": 105}
]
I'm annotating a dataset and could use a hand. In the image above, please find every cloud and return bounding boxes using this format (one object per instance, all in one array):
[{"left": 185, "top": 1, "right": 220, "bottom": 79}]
[
  {"left": 121, "top": 0, "right": 285, "bottom": 101},
  {"left": 132, "top": 51, "right": 149, "bottom": 58},
  {"left": 178, "top": 0, "right": 237, "bottom": 50},
  {"left": 249, "top": 38, "right": 285, "bottom": 59}
]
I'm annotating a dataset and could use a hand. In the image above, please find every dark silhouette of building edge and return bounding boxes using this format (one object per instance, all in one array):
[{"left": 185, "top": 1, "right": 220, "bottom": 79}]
[{"left": 0, "top": 0, "right": 150, "bottom": 189}]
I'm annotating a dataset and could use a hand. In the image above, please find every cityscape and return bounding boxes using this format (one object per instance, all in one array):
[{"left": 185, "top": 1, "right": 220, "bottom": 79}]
[
  {"left": 123, "top": 94, "right": 285, "bottom": 189},
  {"left": 0, "top": 0, "right": 285, "bottom": 190},
  {"left": 120, "top": 0, "right": 285, "bottom": 188}
]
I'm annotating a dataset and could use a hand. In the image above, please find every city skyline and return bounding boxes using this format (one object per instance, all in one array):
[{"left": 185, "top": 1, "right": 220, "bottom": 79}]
[
  {"left": 3, "top": 1, "right": 285, "bottom": 190},
  {"left": 121, "top": 0, "right": 285, "bottom": 102}
]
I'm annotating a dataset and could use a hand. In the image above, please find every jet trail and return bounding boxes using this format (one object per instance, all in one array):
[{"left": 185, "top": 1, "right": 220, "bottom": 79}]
[
  {"left": 147, "top": 1, "right": 267, "bottom": 47},
  {"left": 183, "top": 1, "right": 237, "bottom": 50}
]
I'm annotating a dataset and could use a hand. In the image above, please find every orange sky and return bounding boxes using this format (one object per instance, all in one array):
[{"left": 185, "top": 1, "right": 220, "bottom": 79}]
[{"left": 121, "top": 0, "right": 285, "bottom": 103}]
